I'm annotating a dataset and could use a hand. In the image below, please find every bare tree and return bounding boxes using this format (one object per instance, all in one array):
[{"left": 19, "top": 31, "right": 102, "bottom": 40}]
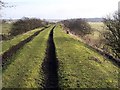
[
  {"left": 0, "top": 0, "right": 5, "bottom": 10},
  {"left": 0, "top": 0, "right": 14, "bottom": 12},
  {"left": 103, "top": 12, "right": 120, "bottom": 58},
  {"left": 61, "top": 19, "right": 91, "bottom": 36}
]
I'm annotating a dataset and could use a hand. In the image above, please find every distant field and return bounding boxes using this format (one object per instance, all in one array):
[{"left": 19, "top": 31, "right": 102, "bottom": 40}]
[
  {"left": 1, "top": 23, "right": 12, "bottom": 35},
  {"left": 89, "top": 22, "right": 105, "bottom": 31},
  {"left": 81, "top": 22, "right": 107, "bottom": 49},
  {"left": 88, "top": 22, "right": 106, "bottom": 39}
]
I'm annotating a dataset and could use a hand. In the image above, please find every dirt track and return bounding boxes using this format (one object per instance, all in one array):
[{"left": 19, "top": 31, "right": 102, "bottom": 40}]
[{"left": 42, "top": 26, "right": 59, "bottom": 88}]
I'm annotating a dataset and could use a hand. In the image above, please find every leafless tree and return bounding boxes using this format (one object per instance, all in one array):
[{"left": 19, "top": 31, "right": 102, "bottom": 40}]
[
  {"left": 0, "top": 0, "right": 6, "bottom": 10},
  {"left": 103, "top": 12, "right": 120, "bottom": 58},
  {"left": 61, "top": 19, "right": 91, "bottom": 36}
]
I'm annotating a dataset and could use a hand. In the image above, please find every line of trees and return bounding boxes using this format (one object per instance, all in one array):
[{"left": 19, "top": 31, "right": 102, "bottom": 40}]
[
  {"left": 10, "top": 17, "right": 48, "bottom": 36},
  {"left": 61, "top": 19, "right": 91, "bottom": 36}
]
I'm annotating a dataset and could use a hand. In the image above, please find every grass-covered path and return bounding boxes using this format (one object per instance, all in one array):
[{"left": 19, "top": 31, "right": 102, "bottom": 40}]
[
  {"left": 2, "top": 24, "right": 119, "bottom": 88},
  {"left": 2, "top": 27, "right": 48, "bottom": 70},
  {"left": 2, "top": 26, "right": 54, "bottom": 88}
]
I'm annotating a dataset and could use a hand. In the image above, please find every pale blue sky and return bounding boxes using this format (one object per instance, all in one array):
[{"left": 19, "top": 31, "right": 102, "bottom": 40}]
[{"left": 2, "top": 0, "right": 120, "bottom": 19}]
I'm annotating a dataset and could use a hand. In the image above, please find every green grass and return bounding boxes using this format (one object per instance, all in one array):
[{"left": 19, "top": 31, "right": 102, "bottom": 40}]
[
  {"left": 0, "top": 66, "right": 1, "bottom": 89},
  {"left": 2, "top": 25, "right": 53, "bottom": 88},
  {"left": 2, "top": 24, "right": 119, "bottom": 88},
  {"left": 88, "top": 22, "right": 105, "bottom": 31},
  {"left": 1, "top": 27, "right": 44, "bottom": 54},
  {"left": 54, "top": 25, "right": 119, "bottom": 88}
]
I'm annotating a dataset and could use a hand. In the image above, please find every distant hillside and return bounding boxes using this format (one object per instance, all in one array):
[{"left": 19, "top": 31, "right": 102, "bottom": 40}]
[
  {"left": 2, "top": 18, "right": 103, "bottom": 23},
  {"left": 84, "top": 18, "right": 103, "bottom": 22},
  {"left": 56, "top": 18, "right": 103, "bottom": 22},
  {"left": 46, "top": 19, "right": 62, "bottom": 23}
]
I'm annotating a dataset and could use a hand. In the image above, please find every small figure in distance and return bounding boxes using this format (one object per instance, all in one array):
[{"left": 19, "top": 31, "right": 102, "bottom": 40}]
[{"left": 66, "top": 30, "right": 69, "bottom": 34}]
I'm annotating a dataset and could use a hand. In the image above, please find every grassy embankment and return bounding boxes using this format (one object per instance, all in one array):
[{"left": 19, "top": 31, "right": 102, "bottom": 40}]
[
  {"left": 0, "top": 23, "right": 12, "bottom": 89},
  {"left": 2, "top": 25, "right": 53, "bottom": 88},
  {"left": 54, "top": 25, "right": 119, "bottom": 88},
  {"left": 1, "top": 27, "right": 45, "bottom": 54}
]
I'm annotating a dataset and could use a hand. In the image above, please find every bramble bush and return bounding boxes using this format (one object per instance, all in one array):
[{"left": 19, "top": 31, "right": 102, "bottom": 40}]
[
  {"left": 10, "top": 17, "right": 48, "bottom": 36},
  {"left": 61, "top": 19, "right": 91, "bottom": 36}
]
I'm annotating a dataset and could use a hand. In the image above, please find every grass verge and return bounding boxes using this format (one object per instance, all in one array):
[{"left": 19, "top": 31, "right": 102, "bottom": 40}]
[{"left": 54, "top": 25, "right": 119, "bottom": 88}]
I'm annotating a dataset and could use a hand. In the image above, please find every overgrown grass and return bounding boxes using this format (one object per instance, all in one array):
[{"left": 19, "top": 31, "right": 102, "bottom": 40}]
[
  {"left": 0, "top": 64, "right": 1, "bottom": 89},
  {"left": 54, "top": 25, "right": 119, "bottom": 88},
  {"left": 2, "top": 25, "right": 53, "bottom": 88},
  {"left": 1, "top": 27, "right": 44, "bottom": 54}
]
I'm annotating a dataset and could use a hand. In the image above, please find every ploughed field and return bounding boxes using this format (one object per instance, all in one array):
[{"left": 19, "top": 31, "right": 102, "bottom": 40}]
[{"left": 1, "top": 24, "right": 119, "bottom": 88}]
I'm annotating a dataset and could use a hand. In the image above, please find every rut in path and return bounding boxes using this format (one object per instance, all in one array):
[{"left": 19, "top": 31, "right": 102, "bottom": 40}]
[
  {"left": 1, "top": 26, "right": 49, "bottom": 70},
  {"left": 42, "top": 26, "right": 59, "bottom": 88}
]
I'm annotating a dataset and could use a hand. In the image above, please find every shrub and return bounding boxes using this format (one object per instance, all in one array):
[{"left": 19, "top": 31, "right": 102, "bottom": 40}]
[
  {"left": 10, "top": 17, "right": 48, "bottom": 36},
  {"left": 61, "top": 19, "right": 91, "bottom": 36},
  {"left": 103, "top": 12, "right": 120, "bottom": 58}
]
